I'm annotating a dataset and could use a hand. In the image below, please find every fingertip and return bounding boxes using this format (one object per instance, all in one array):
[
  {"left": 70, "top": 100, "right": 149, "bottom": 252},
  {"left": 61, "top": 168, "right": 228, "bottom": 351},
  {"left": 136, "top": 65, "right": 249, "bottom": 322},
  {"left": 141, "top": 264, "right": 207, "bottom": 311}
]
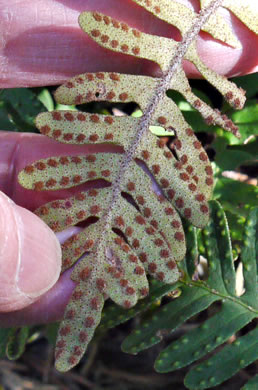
[
  {"left": 0, "top": 191, "right": 62, "bottom": 312},
  {"left": 15, "top": 204, "right": 62, "bottom": 298}
]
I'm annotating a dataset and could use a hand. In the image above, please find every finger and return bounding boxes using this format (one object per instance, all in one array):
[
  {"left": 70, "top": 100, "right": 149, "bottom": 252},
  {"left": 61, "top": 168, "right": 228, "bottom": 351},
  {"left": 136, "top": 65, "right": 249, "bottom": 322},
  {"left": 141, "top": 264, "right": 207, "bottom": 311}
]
[
  {"left": 0, "top": 131, "right": 122, "bottom": 211},
  {"left": 0, "top": 191, "right": 62, "bottom": 312},
  {"left": 0, "top": 266, "right": 75, "bottom": 326},
  {"left": 0, "top": 227, "right": 83, "bottom": 326},
  {"left": 1, "top": 0, "right": 257, "bottom": 88}
]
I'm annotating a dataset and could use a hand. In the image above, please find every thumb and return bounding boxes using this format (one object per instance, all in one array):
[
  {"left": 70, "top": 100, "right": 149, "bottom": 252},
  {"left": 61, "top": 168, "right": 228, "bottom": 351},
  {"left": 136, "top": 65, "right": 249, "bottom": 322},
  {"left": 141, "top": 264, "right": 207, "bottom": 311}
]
[{"left": 0, "top": 191, "right": 61, "bottom": 312}]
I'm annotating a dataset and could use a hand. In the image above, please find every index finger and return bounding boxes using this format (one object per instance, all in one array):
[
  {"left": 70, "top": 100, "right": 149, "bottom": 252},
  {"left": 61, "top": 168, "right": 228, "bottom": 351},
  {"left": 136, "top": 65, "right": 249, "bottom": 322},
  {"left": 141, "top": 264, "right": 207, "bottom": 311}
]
[
  {"left": 0, "top": 131, "right": 121, "bottom": 210},
  {"left": 1, "top": 0, "right": 257, "bottom": 88}
]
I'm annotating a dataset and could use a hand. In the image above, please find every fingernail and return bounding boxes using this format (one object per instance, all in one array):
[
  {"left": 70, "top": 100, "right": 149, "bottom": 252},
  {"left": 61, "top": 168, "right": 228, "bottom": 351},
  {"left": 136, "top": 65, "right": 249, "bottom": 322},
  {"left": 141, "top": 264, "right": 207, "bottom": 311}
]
[{"left": 15, "top": 204, "right": 62, "bottom": 297}]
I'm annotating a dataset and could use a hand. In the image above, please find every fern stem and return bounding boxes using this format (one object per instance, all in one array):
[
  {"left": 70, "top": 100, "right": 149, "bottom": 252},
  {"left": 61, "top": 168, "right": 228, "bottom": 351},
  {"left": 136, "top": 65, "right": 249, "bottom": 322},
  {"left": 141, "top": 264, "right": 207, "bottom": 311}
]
[
  {"left": 101, "top": 0, "right": 224, "bottom": 243},
  {"left": 180, "top": 280, "right": 258, "bottom": 315}
]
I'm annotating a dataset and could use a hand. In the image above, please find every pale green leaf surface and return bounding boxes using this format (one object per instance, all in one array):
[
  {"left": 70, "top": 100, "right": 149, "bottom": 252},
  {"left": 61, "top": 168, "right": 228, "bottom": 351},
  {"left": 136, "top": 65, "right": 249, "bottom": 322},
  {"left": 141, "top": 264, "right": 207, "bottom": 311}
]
[
  {"left": 37, "top": 88, "right": 54, "bottom": 111},
  {"left": 134, "top": 0, "right": 240, "bottom": 47},
  {"left": 79, "top": 11, "right": 245, "bottom": 110}
]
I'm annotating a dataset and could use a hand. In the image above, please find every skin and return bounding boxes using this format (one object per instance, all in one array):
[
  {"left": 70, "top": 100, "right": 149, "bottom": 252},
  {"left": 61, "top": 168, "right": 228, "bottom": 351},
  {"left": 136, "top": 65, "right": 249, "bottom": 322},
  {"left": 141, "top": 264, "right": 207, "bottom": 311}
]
[{"left": 0, "top": 0, "right": 257, "bottom": 327}]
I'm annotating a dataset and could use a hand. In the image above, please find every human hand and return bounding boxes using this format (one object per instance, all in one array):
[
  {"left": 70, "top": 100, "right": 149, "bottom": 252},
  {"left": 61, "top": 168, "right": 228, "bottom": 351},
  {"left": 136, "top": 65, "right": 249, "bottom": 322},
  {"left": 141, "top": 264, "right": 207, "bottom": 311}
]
[
  {"left": 0, "top": 131, "right": 121, "bottom": 326},
  {"left": 1, "top": 0, "right": 257, "bottom": 88},
  {"left": 0, "top": 0, "right": 257, "bottom": 327},
  {"left": 0, "top": 132, "right": 76, "bottom": 326}
]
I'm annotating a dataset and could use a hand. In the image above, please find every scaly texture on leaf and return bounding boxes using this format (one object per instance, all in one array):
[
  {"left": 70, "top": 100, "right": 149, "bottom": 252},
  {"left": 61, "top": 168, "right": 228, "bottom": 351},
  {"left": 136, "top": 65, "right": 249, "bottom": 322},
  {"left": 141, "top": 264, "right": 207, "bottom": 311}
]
[{"left": 17, "top": 0, "right": 256, "bottom": 372}]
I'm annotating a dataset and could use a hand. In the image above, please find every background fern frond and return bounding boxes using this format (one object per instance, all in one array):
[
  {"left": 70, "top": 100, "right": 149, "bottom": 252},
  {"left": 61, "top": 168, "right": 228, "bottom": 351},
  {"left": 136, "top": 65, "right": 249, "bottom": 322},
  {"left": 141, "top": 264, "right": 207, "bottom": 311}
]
[{"left": 121, "top": 203, "right": 257, "bottom": 389}]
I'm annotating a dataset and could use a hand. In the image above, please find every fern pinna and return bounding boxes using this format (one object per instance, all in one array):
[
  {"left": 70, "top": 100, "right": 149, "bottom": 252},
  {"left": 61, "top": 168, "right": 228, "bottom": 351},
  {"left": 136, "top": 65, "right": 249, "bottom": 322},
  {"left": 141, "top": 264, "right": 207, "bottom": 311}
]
[
  {"left": 121, "top": 202, "right": 258, "bottom": 390},
  {"left": 18, "top": 0, "right": 256, "bottom": 372}
]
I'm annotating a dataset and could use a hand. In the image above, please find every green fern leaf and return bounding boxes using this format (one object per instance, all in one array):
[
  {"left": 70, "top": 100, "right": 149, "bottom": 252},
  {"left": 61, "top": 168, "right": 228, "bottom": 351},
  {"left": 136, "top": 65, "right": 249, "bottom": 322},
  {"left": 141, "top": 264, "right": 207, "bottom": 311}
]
[
  {"left": 241, "top": 375, "right": 258, "bottom": 390},
  {"left": 123, "top": 202, "right": 257, "bottom": 389},
  {"left": 100, "top": 279, "right": 180, "bottom": 331},
  {"left": 0, "top": 328, "right": 12, "bottom": 358},
  {"left": 0, "top": 88, "right": 46, "bottom": 132},
  {"left": 122, "top": 284, "right": 219, "bottom": 354},
  {"left": 155, "top": 301, "right": 254, "bottom": 374},
  {"left": 185, "top": 327, "right": 258, "bottom": 390},
  {"left": 5, "top": 327, "right": 29, "bottom": 361}
]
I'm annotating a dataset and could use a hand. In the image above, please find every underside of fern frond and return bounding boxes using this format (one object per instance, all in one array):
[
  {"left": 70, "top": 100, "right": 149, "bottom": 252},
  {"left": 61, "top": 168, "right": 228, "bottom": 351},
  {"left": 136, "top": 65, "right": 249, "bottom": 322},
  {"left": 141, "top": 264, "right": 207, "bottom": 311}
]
[{"left": 18, "top": 0, "right": 253, "bottom": 372}]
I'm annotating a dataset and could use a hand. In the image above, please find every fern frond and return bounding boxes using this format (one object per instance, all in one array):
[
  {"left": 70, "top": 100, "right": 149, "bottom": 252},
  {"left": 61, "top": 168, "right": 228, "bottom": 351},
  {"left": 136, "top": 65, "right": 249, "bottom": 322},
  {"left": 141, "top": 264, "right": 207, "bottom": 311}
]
[
  {"left": 100, "top": 279, "right": 181, "bottom": 331},
  {"left": 123, "top": 203, "right": 257, "bottom": 389},
  {"left": 241, "top": 375, "right": 258, "bottom": 390},
  {"left": 17, "top": 0, "right": 256, "bottom": 373}
]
